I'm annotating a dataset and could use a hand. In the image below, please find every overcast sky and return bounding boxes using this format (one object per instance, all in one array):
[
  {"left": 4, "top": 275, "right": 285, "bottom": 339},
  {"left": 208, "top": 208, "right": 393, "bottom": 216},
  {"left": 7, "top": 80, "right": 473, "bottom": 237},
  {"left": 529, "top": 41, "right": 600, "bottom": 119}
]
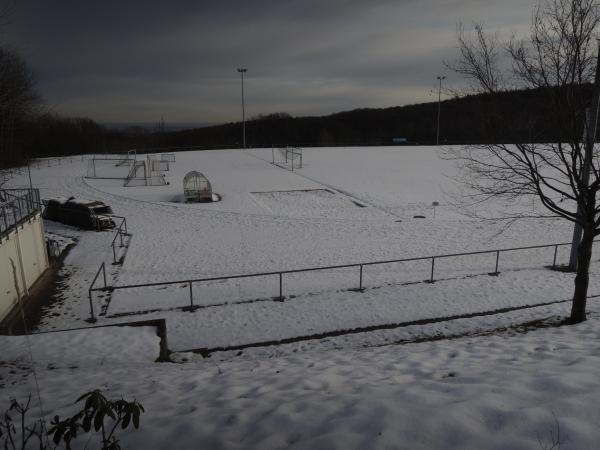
[{"left": 3, "top": 0, "right": 537, "bottom": 125}]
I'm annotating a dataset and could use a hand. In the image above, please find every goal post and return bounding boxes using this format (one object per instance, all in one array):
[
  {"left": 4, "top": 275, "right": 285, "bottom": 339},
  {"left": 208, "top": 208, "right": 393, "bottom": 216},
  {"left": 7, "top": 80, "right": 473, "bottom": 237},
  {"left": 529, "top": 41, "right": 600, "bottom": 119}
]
[
  {"left": 116, "top": 149, "right": 137, "bottom": 167},
  {"left": 273, "top": 146, "right": 303, "bottom": 171}
]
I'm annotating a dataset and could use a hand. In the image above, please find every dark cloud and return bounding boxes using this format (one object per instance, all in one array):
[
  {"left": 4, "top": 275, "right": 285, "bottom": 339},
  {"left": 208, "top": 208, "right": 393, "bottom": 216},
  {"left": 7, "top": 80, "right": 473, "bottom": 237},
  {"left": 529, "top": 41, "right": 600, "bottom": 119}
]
[{"left": 3, "top": 0, "right": 535, "bottom": 123}]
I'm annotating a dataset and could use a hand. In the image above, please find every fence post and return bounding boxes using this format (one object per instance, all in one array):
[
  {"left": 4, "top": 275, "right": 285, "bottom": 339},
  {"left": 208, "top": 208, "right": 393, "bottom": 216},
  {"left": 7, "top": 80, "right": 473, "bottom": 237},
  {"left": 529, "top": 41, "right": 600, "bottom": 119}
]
[
  {"left": 430, "top": 257, "right": 435, "bottom": 282},
  {"left": 123, "top": 217, "right": 128, "bottom": 235},
  {"left": 494, "top": 250, "right": 500, "bottom": 274},
  {"left": 102, "top": 262, "right": 107, "bottom": 289},
  {"left": 189, "top": 281, "right": 194, "bottom": 308},
  {"left": 553, "top": 245, "right": 558, "bottom": 269},
  {"left": 88, "top": 289, "right": 96, "bottom": 322},
  {"left": 119, "top": 227, "right": 124, "bottom": 247},
  {"left": 278, "top": 273, "right": 283, "bottom": 300},
  {"left": 112, "top": 242, "right": 117, "bottom": 264},
  {"left": 359, "top": 264, "right": 363, "bottom": 291},
  {"left": 12, "top": 204, "right": 19, "bottom": 227}
]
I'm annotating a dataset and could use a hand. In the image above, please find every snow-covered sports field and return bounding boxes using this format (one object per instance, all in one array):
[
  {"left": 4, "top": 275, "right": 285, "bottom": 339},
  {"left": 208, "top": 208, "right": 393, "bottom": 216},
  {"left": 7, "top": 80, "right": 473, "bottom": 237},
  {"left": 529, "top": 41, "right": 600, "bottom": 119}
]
[{"left": 3, "top": 146, "right": 600, "bottom": 449}]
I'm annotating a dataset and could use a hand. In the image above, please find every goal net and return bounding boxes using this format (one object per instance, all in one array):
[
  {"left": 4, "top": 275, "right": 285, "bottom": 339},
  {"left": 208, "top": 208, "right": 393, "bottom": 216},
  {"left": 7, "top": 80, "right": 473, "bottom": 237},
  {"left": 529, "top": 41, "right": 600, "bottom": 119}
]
[
  {"left": 273, "top": 146, "right": 303, "bottom": 171},
  {"left": 116, "top": 149, "right": 137, "bottom": 167},
  {"left": 124, "top": 160, "right": 167, "bottom": 187},
  {"left": 86, "top": 157, "right": 132, "bottom": 179},
  {"left": 147, "top": 155, "right": 170, "bottom": 172}
]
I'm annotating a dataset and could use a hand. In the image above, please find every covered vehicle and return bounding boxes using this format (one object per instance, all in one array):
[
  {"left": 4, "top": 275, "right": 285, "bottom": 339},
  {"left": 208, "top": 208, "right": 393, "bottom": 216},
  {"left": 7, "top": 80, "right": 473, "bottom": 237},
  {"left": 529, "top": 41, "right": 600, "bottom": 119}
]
[{"left": 43, "top": 196, "right": 116, "bottom": 230}]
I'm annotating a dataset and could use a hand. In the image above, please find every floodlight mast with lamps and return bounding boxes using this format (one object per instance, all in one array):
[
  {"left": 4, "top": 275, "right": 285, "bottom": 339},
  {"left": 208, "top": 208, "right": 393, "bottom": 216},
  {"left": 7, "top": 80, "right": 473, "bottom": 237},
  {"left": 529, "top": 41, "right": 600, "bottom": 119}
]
[
  {"left": 436, "top": 75, "right": 446, "bottom": 145},
  {"left": 237, "top": 68, "right": 248, "bottom": 149}
]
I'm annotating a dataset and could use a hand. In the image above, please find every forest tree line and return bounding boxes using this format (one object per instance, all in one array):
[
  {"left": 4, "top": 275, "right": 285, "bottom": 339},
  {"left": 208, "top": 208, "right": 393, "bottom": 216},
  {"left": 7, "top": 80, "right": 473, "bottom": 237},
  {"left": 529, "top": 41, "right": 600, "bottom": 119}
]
[{"left": 0, "top": 37, "right": 595, "bottom": 168}]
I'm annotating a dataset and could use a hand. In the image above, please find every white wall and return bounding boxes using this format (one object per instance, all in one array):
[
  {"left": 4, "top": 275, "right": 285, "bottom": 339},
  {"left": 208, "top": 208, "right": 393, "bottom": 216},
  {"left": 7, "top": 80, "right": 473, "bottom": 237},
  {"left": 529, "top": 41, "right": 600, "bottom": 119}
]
[{"left": 0, "top": 214, "right": 49, "bottom": 322}]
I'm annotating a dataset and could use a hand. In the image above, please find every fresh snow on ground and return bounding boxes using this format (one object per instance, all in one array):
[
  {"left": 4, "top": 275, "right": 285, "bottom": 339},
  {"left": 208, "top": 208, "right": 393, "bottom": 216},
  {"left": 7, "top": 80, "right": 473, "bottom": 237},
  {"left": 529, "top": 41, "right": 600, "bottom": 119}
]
[
  {"left": 3, "top": 315, "right": 600, "bottom": 449},
  {"left": 0, "top": 326, "right": 160, "bottom": 366},
  {"left": 3, "top": 146, "right": 600, "bottom": 448}
]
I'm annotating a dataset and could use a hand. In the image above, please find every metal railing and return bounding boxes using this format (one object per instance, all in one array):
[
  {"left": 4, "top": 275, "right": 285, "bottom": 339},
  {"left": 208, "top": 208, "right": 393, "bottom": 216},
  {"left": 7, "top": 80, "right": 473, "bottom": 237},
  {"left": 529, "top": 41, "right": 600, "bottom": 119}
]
[
  {"left": 110, "top": 216, "right": 129, "bottom": 264},
  {"left": 0, "top": 188, "right": 42, "bottom": 241},
  {"left": 30, "top": 155, "right": 87, "bottom": 169},
  {"left": 88, "top": 241, "right": 574, "bottom": 321},
  {"left": 88, "top": 262, "right": 107, "bottom": 322}
]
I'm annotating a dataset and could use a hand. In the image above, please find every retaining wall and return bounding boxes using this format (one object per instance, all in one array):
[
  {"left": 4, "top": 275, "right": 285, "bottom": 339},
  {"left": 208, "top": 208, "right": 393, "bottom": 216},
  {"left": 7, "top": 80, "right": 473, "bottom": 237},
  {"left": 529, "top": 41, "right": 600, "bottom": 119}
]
[{"left": 0, "top": 213, "right": 49, "bottom": 321}]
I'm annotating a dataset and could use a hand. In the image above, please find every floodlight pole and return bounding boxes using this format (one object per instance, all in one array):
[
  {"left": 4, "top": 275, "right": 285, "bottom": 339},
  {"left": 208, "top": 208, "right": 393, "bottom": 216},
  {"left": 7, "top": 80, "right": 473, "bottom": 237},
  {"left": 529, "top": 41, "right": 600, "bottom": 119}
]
[
  {"left": 436, "top": 76, "right": 445, "bottom": 145},
  {"left": 237, "top": 68, "right": 248, "bottom": 149}
]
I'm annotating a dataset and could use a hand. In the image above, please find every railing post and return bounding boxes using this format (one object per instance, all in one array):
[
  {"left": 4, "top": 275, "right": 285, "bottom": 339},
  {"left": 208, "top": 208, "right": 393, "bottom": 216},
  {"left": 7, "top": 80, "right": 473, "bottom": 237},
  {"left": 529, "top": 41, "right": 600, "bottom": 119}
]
[
  {"left": 430, "top": 257, "right": 435, "bottom": 282},
  {"left": 359, "top": 264, "right": 363, "bottom": 291},
  {"left": 102, "top": 262, "right": 107, "bottom": 289},
  {"left": 189, "top": 281, "right": 194, "bottom": 308},
  {"left": 119, "top": 227, "right": 124, "bottom": 247},
  {"left": 123, "top": 217, "right": 128, "bottom": 235},
  {"left": 553, "top": 245, "right": 558, "bottom": 269},
  {"left": 112, "top": 242, "right": 117, "bottom": 264},
  {"left": 495, "top": 250, "right": 500, "bottom": 274},
  {"left": 88, "top": 289, "right": 96, "bottom": 322},
  {"left": 279, "top": 272, "right": 283, "bottom": 300}
]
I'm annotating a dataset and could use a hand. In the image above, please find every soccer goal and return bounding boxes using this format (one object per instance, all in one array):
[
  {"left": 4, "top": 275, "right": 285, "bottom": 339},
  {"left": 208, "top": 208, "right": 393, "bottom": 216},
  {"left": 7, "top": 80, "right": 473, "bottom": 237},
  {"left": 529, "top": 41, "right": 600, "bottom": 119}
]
[
  {"left": 147, "top": 154, "right": 170, "bottom": 172},
  {"left": 123, "top": 160, "right": 167, "bottom": 187},
  {"left": 272, "top": 146, "right": 303, "bottom": 171},
  {"left": 86, "top": 156, "right": 132, "bottom": 179},
  {"left": 116, "top": 149, "right": 137, "bottom": 167},
  {"left": 161, "top": 153, "right": 176, "bottom": 163}
]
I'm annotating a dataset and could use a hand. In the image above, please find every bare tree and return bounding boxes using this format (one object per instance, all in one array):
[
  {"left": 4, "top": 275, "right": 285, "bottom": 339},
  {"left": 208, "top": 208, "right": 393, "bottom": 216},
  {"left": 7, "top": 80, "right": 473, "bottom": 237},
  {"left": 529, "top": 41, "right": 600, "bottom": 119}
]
[
  {"left": 0, "top": 47, "right": 40, "bottom": 166},
  {"left": 446, "top": 0, "right": 600, "bottom": 323},
  {"left": 0, "top": 1, "right": 40, "bottom": 167},
  {"left": 0, "top": 0, "right": 15, "bottom": 27}
]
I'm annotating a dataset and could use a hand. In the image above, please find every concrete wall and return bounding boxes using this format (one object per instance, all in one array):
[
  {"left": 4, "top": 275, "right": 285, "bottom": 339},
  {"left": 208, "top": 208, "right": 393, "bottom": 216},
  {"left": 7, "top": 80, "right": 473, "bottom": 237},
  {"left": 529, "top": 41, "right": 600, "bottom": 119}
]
[{"left": 0, "top": 214, "right": 49, "bottom": 322}]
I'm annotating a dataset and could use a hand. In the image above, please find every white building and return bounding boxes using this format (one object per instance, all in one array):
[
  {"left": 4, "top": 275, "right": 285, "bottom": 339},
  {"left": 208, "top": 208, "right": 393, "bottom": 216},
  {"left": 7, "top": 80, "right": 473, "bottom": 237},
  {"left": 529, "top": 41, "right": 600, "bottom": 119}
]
[{"left": 0, "top": 189, "right": 49, "bottom": 329}]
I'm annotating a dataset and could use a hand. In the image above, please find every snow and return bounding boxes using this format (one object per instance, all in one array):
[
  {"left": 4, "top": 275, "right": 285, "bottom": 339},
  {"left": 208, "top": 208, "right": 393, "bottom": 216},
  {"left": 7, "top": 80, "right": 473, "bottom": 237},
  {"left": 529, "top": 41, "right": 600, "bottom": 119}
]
[
  {"left": 3, "top": 146, "right": 600, "bottom": 448},
  {"left": 2, "top": 316, "right": 600, "bottom": 449},
  {"left": 0, "top": 326, "right": 160, "bottom": 366}
]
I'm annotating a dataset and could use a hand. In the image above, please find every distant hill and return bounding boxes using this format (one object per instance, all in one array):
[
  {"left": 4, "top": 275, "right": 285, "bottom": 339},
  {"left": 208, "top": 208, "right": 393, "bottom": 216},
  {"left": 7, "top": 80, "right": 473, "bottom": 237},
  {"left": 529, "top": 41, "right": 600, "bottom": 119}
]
[
  {"left": 142, "top": 84, "right": 592, "bottom": 149},
  {"left": 9, "top": 84, "right": 593, "bottom": 167}
]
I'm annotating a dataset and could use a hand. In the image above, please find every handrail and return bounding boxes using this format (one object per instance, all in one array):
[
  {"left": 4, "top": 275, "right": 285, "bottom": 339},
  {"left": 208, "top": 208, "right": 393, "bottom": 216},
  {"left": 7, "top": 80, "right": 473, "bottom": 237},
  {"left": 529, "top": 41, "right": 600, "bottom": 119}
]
[
  {"left": 87, "top": 262, "right": 106, "bottom": 322},
  {"left": 110, "top": 216, "right": 128, "bottom": 264},
  {"left": 0, "top": 188, "right": 41, "bottom": 241},
  {"left": 87, "top": 240, "right": 576, "bottom": 320},
  {"left": 94, "top": 241, "right": 572, "bottom": 291}
]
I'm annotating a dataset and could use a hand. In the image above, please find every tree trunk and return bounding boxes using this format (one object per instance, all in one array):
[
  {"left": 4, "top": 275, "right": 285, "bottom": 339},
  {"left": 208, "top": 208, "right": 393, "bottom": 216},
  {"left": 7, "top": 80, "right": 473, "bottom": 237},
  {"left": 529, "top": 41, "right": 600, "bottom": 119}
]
[{"left": 570, "top": 224, "right": 595, "bottom": 323}]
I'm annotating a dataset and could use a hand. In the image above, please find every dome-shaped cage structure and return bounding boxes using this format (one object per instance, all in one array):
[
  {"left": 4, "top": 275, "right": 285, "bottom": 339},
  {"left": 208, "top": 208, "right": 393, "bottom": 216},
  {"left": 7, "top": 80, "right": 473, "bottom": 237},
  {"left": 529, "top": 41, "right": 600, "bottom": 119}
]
[{"left": 183, "top": 171, "right": 212, "bottom": 202}]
